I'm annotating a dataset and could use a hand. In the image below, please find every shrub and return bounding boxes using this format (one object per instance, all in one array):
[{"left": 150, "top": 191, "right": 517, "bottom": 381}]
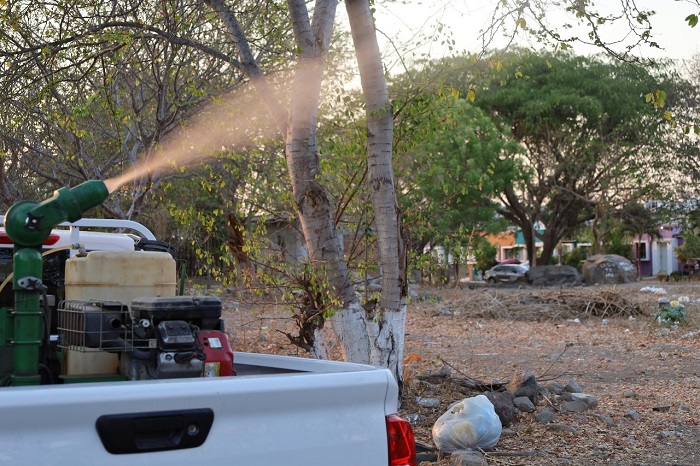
[
  {"left": 654, "top": 300, "right": 688, "bottom": 326},
  {"left": 563, "top": 248, "right": 588, "bottom": 272},
  {"left": 656, "top": 272, "right": 669, "bottom": 282},
  {"left": 474, "top": 241, "right": 498, "bottom": 273}
]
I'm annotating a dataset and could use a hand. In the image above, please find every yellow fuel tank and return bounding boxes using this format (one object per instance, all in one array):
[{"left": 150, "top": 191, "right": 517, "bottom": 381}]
[{"left": 63, "top": 251, "right": 177, "bottom": 376}]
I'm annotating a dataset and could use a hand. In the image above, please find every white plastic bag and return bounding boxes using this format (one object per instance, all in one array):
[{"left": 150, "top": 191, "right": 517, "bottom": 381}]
[{"left": 431, "top": 395, "right": 502, "bottom": 452}]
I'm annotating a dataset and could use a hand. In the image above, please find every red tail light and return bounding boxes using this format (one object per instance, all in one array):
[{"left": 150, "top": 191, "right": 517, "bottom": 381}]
[
  {"left": 386, "top": 414, "right": 416, "bottom": 466},
  {"left": 0, "top": 232, "right": 60, "bottom": 245}
]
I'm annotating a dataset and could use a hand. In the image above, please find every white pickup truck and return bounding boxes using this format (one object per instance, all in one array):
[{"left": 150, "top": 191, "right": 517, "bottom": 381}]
[{"left": 0, "top": 216, "right": 416, "bottom": 466}]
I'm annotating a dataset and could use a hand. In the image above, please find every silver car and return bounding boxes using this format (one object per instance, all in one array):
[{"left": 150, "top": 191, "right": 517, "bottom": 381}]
[{"left": 484, "top": 264, "right": 529, "bottom": 284}]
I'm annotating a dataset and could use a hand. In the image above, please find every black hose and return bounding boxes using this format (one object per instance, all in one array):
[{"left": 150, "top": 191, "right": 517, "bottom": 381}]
[
  {"left": 40, "top": 285, "right": 52, "bottom": 367},
  {"left": 39, "top": 364, "right": 54, "bottom": 385}
]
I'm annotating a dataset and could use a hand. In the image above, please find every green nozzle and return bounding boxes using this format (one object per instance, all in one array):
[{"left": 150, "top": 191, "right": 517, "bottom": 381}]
[{"left": 4, "top": 180, "right": 109, "bottom": 247}]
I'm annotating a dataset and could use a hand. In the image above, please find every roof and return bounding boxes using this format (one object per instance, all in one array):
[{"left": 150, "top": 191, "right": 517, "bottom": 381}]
[
  {"left": 514, "top": 230, "right": 545, "bottom": 245},
  {"left": 485, "top": 232, "right": 515, "bottom": 247}
]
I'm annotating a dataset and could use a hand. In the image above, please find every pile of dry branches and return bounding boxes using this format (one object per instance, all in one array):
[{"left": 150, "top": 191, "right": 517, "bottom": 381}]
[{"left": 451, "top": 286, "right": 657, "bottom": 321}]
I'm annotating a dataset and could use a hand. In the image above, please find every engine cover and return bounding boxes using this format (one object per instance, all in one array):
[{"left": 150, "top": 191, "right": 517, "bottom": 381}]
[{"left": 156, "top": 320, "right": 195, "bottom": 351}]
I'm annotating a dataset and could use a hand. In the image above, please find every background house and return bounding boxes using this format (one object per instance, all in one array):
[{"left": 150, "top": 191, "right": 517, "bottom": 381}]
[{"left": 635, "top": 226, "right": 681, "bottom": 277}]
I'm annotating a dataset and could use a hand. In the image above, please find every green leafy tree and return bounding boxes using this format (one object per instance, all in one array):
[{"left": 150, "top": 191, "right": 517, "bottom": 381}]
[
  {"left": 675, "top": 231, "right": 700, "bottom": 265},
  {"left": 604, "top": 226, "right": 634, "bottom": 260},
  {"left": 445, "top": 51, "right": 678, "bottom": 265},
  {"left": 395, "top": 95, "right": 519, "bottom": 279}
]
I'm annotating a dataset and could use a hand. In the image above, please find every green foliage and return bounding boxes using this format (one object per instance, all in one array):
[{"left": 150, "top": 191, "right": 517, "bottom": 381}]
[
  {"left": 605, "top": 228, "right": 634, "bottom": 261},
  {"left": 675, "top": 231, "right": 700, "bottom": 264},
  {"left": 618, "top": 203, "right": 662, "bottom": 238},
  {"left": 393, "top": 92, "right": 520, "bottom": 261},
  {"left": 654, "top": 300, "right": 688, "bottom": 326},
  {"left": 473, "top": 237, "right": 498, "bottom": 273},
  {"left": 415, "top": 292, "right": 443, "bottom": 304},
  {"left": 562, "top": 247, "right": 587, "bottom": 272}
]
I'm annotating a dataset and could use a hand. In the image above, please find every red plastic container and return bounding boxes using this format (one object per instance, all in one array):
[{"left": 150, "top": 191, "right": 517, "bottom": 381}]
[{"left": 198, "top": 330, "right": 234, "bottom": 377}]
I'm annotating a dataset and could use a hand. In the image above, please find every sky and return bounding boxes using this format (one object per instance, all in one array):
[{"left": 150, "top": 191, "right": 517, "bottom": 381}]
[{"left": 367, "top": 0, "right": 700, "bottom": 73}]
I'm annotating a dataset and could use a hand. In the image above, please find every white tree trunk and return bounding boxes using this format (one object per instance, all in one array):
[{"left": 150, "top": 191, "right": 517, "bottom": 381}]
[
  {"left": 345, "top": 0, "right": 407, "bottom": 383},
  {"left": 285, "top": 0, "right": 371, "bottom": 363}
]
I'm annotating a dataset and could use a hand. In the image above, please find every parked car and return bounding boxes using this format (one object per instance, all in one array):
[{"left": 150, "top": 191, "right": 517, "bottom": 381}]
[{"left": 484, "top": 264, "right": 529, "bottom": 284}]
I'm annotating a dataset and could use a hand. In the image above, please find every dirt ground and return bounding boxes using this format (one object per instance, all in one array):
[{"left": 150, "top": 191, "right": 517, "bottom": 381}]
[{"left": 221, "top": 281, "right": 700, "bottom": 466}]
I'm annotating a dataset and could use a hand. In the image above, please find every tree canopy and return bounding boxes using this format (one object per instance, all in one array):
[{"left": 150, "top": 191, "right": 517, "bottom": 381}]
[
  {"left": 435, "top": 50, "right": 686, "bottom": 264},
  {"left": 394, "top": 94, "right": 520, "bottom": 265}
]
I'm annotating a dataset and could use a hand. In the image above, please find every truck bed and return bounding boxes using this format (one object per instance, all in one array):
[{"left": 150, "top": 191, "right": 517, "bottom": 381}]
[{"left": 0, "top": 353, "right": 398, "bottom": 466}]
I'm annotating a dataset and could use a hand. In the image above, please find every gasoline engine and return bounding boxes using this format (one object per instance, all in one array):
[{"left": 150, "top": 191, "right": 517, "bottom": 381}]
[
  {"left": 58, "top": 296, "right": 232, "bottom": 381},
  {"left": 0, "top": 180, "right": 233, "bottom": 386}
]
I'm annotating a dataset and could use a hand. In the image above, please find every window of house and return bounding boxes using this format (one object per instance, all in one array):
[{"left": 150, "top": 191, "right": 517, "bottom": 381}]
[{"left": 634, "top": 241, "right": 649, "bottom": 261}]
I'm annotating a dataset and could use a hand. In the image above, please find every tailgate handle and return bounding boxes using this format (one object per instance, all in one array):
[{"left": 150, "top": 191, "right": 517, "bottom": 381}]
[{"left": 96, "top": 408, "right": 214, "bottom": 454}]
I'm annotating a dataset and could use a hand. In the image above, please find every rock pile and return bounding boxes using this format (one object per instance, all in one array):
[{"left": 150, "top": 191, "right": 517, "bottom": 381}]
[{"left": 410, "top": 368, "right": 603, "bottom": 465}]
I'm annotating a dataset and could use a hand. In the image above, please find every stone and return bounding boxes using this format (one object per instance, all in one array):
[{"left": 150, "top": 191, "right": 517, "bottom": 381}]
[
  {"left": 450, "top": 450, "right": 488, "bottom": 466},
  {"left": 560, "top": 401, "right": 589, "bottom": 413},
  {"left": 484, "top": 391, "right": 516, "bottom": 427},
  {"left": 547, "top": 424, "right": 578, "bottom": 434},
  {"left": 513, "top": 396, "right": 536, "bottom": 413},
  {"left": 416, "top": 440, "right": 439, "bottom": 464},
  {"left": 564, "top": 379, "right": 583, "bottom": 393},
  {"left": 582, "top": 254, "right": 637, "bottom": 285},
  {"left": 535, "top": 408, "right": 556, "bottom": 424},
  {"left": 623, "top": 390, "right": 638, "bottom": 398},
  {"left": 367, "top": 282, "right": 382, "bottom": 292},
  {"left": 526, "top": 265, "right": 582, "bottom": 287},
  {"left": 624, "top": 410, "right": 642, "bottom": 421},
  {"left": 557, "top": 392, "right": 573, "bottom": 402},
  {"left": 415, "top": 440, "right": 437, "bottom": 453},
  {"left": 418, "top": 364, "right": 451, "bottom": 384},
  {"left": 416, "top": 397, "right": 442, "bottom": 409},
  {"left": 591, "top": 413, "right": 616, "bottom": 427},
  {"left": 547, "top": 381, "right": 566, "bottom": 395},
  {"left": 570, "top": 393, "right": 599, "bottom": 409},
  {"left": 417, "top": 452, "right": 439, "bottom": 463},
  {"left": 509, "top": 371, "right": 543, "bottom": 404}
]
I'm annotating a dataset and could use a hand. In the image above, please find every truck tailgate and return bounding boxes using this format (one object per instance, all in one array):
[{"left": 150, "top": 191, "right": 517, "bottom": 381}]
[{"left": 0, "top": 353, "right": 398, "bottom": 466}]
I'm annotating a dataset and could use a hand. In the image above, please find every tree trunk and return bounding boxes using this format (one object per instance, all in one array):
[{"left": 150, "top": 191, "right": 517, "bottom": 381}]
[
  {"left": 206, "top": 0, "right": 372, "bottom": 363},
  {"left": 284, "top": 0, "right": 371, "bottom": 363},
  {"left": 346, "top": 0, "right": 407, "bottom": 384},
  {"left": 502, "top": 186, "right": 537, "bottom": 266}
]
